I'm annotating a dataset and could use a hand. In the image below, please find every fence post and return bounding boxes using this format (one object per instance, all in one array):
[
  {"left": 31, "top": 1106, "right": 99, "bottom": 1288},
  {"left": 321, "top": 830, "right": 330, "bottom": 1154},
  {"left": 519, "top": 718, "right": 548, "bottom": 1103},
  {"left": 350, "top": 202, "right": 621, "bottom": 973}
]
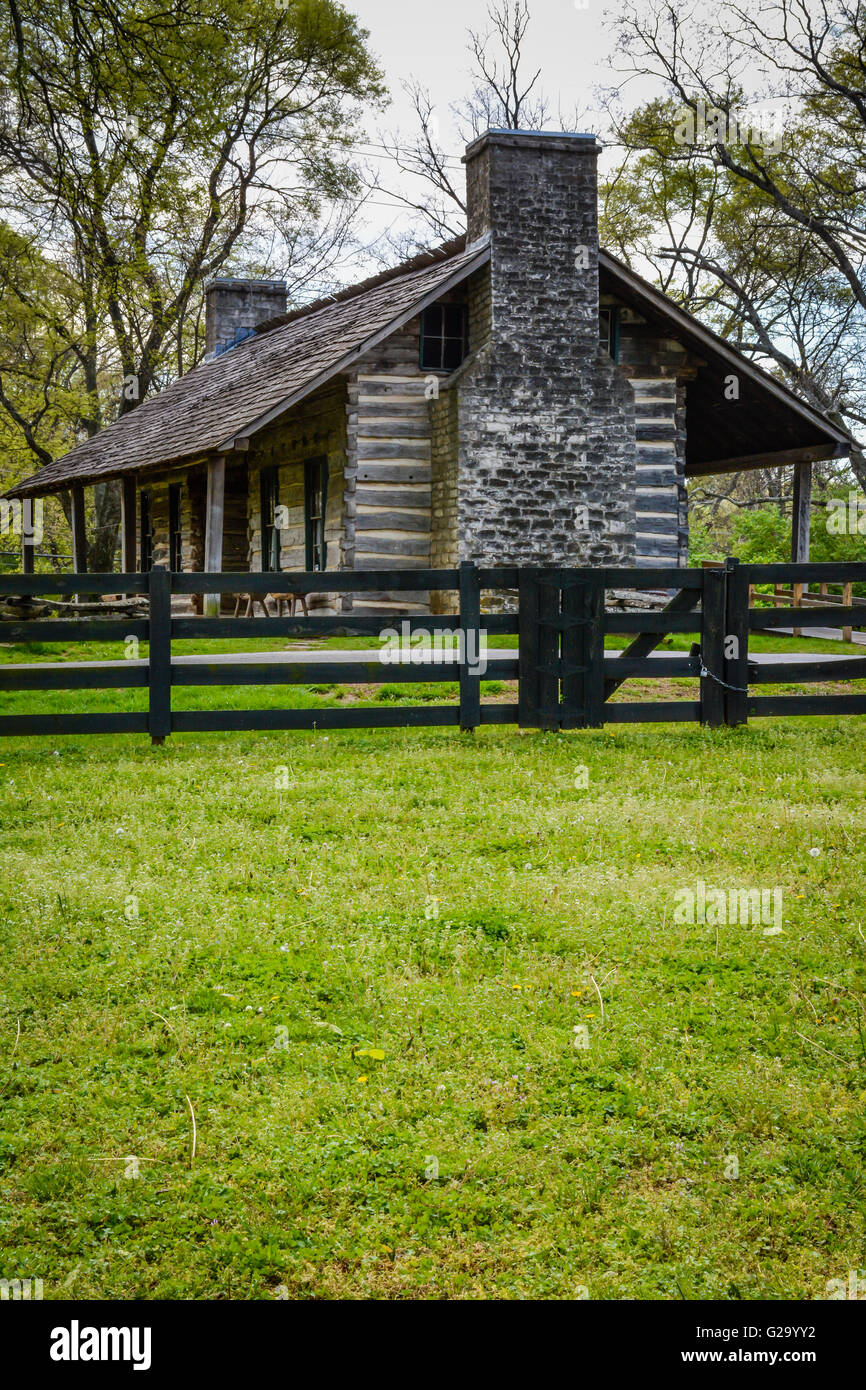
[
  {"left": 561, "top": 574, "right": 604, "bottom": 728},
  {"left": 518, "top": 568, "right": 560, "bottom": 729},
  {"left": 518, "top": 569, "right": 540, "bottom": 728},
  {"left": 724, "top": 556, "right": 749, "bottom": 727},
  {"left": 792, "top": 580, "right": 803, "bottom": 638},
  {"left": 700, "top": 565, "right": 727, "bottom": 728},
  {"left": 585, "top": 576, "right": 606, "bottom": 728},
  {"left": 148, "top": 564, "right": 172, "bottom": 746},
  {"left": 459, "top": 560, "right": 481, "bottom": 732},
  {"left": 843, "top": 582, "right": 853, "bottom": 642}
]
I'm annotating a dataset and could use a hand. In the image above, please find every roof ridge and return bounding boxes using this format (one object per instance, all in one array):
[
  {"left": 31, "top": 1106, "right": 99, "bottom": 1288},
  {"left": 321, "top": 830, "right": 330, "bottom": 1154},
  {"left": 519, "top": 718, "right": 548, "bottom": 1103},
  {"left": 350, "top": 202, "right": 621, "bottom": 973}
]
[{"left": 253, "top": 235, "right": 467, "bottom": 335}]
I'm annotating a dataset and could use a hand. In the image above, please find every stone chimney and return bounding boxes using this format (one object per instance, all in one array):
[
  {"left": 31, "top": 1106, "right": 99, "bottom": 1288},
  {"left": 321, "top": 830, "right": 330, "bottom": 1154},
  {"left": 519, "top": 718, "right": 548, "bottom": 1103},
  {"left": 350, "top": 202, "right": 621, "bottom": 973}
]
[
  {"left": 457, "top": 129, "right": 636, "bottom": 567},
  {"left": 205, "top": 278, "right": 288, "bottom": 356}
]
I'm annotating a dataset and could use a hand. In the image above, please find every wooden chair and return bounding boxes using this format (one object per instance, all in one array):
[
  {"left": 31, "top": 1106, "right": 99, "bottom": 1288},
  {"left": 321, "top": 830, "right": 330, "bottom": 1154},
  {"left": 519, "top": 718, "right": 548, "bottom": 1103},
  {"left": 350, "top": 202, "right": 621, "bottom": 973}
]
[
  {"left": 233, "top": 592, "right": 270, "bottom": 618},
  {"left": 232, "top": 591, "right": 309, "bottom": 618},
  {"left": 268, "top": 592, "right": 309, "bottom": 618}
]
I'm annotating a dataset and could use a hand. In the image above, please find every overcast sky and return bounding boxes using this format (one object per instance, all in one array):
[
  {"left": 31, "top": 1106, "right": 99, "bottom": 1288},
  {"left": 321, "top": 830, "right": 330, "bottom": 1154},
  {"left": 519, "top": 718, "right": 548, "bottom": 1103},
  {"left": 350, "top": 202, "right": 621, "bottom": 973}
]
[
  {"left": 355, "top": 0, "right": 618, "bottom": 134},
  {"left": 347, "top": 0, "right": 633, "bottom": 263}
]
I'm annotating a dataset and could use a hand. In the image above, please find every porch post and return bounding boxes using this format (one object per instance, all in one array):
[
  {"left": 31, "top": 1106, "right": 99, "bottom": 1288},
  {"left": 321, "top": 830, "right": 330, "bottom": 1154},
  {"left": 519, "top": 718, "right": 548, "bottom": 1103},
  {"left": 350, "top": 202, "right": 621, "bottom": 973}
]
[
  {"left": 204, "top": 454, "right": 226, "bottom": 618},
  {"left": 21, "top": 507, "right": 35, "bottom": 574},
  {"left": 791, "top": 460, "right": 812, "bottom": 565},
  {"left": 121, "top": 474, "right": 137, "bottom": 576},
  {"left": 71, "top": 484, "right": 87, "bottom": 573}
]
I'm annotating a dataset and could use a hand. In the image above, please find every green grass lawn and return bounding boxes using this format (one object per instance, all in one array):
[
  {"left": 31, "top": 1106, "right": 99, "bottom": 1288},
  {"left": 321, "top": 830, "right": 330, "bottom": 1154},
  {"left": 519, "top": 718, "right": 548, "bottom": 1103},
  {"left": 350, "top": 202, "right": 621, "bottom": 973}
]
[{"left": 1, "top": 713, "right": 865, "bottom": 1299}]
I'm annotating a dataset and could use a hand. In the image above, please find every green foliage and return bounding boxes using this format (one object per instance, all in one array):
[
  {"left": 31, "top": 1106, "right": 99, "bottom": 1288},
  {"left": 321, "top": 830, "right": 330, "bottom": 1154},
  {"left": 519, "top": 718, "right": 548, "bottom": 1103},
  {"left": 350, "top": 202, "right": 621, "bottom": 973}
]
[
  {"left": 601, "top": 8, "right": 866, "bottom": 452},
  {"left": 689, "top": 491, "right": 866, "bottom": 576},
  {"left": 0, "top": 0, "right": 385, "bottom": 486}
]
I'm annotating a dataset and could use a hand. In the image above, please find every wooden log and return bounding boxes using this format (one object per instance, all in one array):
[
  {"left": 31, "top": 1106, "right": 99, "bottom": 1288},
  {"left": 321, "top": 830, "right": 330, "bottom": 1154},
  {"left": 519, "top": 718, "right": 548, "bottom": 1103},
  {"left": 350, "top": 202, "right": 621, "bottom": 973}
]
[
  {"left": 357, "top": 441, "right": 430, "bottom": 461},
  {"left": 355, "top": 488, "right": 432, "bottom": 509},
  {"left": 355, "top": 511, "right": 431, "bottom": 533},
  {"left": 356, "top": 465, "right": 432, "bottom": 484}
]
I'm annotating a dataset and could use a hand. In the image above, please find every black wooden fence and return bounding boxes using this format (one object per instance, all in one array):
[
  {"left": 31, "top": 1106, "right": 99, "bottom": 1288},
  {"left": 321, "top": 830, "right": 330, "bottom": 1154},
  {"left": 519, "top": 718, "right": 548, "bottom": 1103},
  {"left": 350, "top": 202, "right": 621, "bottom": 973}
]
[{"left": 1, "top": 559, "right": 865, "bottom": 740}]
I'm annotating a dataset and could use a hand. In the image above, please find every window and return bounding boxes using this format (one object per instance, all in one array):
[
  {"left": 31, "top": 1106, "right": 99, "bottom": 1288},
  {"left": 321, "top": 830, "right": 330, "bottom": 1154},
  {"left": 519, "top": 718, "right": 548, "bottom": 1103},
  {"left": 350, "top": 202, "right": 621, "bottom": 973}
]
[
  {"left": 169, "top": 484, "right": 183, "bottom": 572},
  {"left": 304, "top": 458, "right": 328, "bottom": 572},
  {"left": 599, "top": 307, "right": 621, "bottom": 361},
  {"left": 260, "top": 466, "right": 281, "bottom": 572},
  {"left": 420, "top": 302, "right": 468, "bottom": 371},
  {"left": 140, "top": 490, "right": 153, "bottom": 573}
]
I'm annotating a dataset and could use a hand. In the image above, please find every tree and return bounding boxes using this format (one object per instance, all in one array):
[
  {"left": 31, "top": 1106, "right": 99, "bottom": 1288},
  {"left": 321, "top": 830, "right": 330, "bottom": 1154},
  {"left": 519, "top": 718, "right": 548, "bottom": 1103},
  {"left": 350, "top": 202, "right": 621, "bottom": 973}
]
[
  {"left": 0, "top": 0, "right": 384, "bottom": 563},
  {"left": 0, "top": 221, "right": 109, "bottom": 568},
  {"left": 603, "top": 0, "right": 865, "bottom": 483},
  {"left": 376, "top": 1, "right": 584, "bottom": 251}
]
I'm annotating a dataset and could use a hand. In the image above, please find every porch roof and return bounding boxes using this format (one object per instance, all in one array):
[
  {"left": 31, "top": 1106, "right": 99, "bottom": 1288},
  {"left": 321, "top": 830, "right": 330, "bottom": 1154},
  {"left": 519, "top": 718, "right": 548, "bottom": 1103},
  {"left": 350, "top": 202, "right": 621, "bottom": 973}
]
[
  {"left": 599, "top": 251, "right": 853, "bottom": 474},
  {"left": 8, "top": 236, "right": 490, "bottom": 499}
]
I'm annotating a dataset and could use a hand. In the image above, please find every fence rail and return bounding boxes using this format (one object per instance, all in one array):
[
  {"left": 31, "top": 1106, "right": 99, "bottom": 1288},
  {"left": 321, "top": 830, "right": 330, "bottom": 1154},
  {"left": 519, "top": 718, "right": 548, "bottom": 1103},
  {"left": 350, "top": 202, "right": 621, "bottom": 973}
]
[{"left": 1, "top": 559, "right": 865, "bottom": 740}]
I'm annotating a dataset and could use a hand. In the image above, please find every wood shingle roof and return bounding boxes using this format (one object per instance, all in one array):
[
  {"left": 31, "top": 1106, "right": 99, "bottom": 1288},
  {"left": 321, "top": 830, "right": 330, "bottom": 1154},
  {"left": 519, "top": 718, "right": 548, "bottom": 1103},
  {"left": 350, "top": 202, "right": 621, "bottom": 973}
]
[{"left": 10, "top": 237, "right": 489, "bottom": 498}]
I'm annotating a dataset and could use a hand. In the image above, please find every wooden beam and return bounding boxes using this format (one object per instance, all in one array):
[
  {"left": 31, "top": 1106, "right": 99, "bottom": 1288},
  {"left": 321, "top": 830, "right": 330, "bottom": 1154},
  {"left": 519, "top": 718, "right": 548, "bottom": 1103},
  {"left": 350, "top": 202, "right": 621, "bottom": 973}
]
[
  {"left": 121, "top": 475, "right": 137, "bottom": 575},
  {"left": 203, "top": 455, "right": 226, "bottom": 618},
  {"left": 686, "top": 444, "right": 837, "bottom": 478},
  {"left": 791, "top": 459, "right": 812, "bottom": 565},
  {"left": 71, "top": 485, "right": 87, "bottom": 573}
]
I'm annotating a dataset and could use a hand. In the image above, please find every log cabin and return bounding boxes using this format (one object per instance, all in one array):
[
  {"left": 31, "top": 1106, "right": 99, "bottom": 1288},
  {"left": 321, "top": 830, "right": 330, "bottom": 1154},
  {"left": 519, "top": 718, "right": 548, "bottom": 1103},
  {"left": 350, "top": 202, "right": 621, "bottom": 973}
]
[{"left": 7, "top": 129, "right": 852, "bottom": 615}]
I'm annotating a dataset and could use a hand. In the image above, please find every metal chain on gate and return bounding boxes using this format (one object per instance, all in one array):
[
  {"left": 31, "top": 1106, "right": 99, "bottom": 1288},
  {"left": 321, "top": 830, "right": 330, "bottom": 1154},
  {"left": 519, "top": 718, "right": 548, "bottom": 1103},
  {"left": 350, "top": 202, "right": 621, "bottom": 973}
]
[{"left": 696, "top": 651, "right": 749, "bottom": 694}]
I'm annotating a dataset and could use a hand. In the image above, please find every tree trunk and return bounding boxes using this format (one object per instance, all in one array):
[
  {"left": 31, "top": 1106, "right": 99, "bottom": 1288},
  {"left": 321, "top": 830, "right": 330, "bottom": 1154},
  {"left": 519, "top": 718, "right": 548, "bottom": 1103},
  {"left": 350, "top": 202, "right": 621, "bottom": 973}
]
[{"left": 87, "top": 481, "right": 121, "bottom": 572}]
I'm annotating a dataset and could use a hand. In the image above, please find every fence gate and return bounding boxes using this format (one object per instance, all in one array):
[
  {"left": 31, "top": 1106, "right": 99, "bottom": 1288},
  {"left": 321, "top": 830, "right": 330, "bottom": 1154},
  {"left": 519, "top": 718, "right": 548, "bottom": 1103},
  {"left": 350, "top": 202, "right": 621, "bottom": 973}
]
[{"left": 517, "top": 569, "right": 606, "bottom": 730}]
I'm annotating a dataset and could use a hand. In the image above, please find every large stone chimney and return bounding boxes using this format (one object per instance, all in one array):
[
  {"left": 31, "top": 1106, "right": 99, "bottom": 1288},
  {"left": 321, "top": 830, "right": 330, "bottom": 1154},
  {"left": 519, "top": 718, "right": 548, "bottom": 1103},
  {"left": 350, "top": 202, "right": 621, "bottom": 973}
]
[
  {"left": 457, "top": 129, "right": 636, "bottom": 566},
  {"left": 205, "top": 277, "right": 287, "bottom": 356}
]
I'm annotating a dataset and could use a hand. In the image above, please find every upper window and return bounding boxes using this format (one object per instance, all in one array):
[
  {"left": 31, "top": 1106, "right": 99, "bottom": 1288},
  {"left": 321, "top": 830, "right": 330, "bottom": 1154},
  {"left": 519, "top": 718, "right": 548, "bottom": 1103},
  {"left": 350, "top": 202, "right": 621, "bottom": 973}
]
[
  {"left": 420, "top": 303, "right": 468, "bottom": 372},
  {"left": 599, "top": 307, "right": 621, "bottom": 362}
]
